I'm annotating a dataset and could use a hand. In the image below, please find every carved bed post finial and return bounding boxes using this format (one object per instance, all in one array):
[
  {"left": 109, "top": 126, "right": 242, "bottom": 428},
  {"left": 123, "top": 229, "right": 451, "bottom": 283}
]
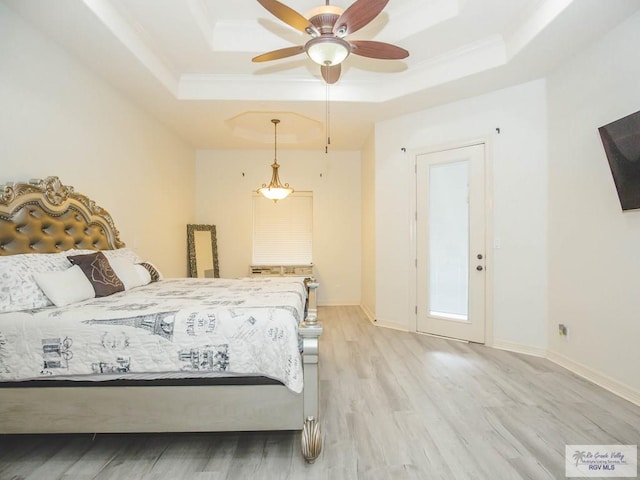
[
  {"left": 304, "top": 278, "right": 319, "bottom": 325},
  {"left": 301, "top": 416, "right": 322, "bottom": 463},
  {"left": 35, "top": 176, "right": 74, "bottom": 206},
  {"left": 299, "top": 278, "right": 322, "bottom": 463}
]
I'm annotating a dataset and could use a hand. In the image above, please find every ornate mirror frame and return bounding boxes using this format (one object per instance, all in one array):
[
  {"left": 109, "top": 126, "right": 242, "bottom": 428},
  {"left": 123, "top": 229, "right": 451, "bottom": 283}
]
[{"left": 187, "top": 224, "right": 219, "bottom": 278}]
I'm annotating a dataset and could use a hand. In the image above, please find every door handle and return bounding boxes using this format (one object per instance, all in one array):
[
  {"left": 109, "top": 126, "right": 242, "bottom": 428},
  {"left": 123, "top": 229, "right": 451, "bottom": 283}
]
[{"left": 476, "top": 265, "right": 483, "bottom": 271}]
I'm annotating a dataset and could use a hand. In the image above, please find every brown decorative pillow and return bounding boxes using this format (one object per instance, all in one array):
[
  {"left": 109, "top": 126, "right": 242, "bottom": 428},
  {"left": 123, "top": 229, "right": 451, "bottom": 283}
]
[{"left": 68, "top": 251, "right": 125, "bottom": 297}]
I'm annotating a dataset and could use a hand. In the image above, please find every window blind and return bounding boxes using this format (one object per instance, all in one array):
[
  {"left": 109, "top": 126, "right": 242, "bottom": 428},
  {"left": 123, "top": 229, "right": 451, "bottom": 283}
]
[{"left": 252, "top": 192, "right": 313, "bottom": 265}]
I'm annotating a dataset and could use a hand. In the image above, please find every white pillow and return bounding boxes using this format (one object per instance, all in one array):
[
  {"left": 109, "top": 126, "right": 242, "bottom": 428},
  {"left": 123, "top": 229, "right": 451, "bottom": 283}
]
[
  {"left": 59, "top": 249, "right": 97, "bottom": 258},
  {"left": 134, "top": 264, "right": 153, "bottom": 284},
  {"left": 101, "top": 248, "right": 143, "bottom": 265},
  {"left": 33, "top": 265, "right": 95, "bottom": 307},
  {"left": 0, "top": 252, "right": 75, "bottom": 312},
  {"left": 108, "top": 257, "right": 151, "bottom": 290}
]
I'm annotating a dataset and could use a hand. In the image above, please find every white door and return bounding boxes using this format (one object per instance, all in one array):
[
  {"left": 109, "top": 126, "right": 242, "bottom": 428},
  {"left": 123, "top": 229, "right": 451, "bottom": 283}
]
[{"left": 416, "top": 144, "right": 486, "bottom": 343}]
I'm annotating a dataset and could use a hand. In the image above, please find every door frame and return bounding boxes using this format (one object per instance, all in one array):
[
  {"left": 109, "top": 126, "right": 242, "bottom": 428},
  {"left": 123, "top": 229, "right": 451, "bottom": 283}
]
[{"left": 407, "top": 137, "right": 495, "bottom": 345}]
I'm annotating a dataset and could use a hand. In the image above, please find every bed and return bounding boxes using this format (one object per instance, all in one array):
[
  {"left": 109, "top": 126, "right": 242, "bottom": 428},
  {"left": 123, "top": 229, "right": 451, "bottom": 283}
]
[{"left": 0, "top": 176, "right": 323, "bottom": 463}]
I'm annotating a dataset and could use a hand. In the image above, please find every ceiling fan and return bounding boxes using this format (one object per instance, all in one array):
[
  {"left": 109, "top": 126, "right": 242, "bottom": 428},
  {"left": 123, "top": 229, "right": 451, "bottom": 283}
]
[{"left": 252, "top": 0, "right": 409, "bottom": 84}]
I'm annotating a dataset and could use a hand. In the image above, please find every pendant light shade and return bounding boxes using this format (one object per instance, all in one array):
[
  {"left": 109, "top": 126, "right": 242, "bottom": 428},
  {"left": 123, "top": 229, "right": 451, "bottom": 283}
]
[{"left": 257, "top": 119, "right": 294, "bottom": 202}]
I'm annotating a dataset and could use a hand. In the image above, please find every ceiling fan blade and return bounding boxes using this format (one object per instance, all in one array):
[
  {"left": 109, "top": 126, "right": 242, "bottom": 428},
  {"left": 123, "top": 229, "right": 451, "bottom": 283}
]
[
  {"left": 350, "top": 40, "right": 409, "bottom": 60},
  {"left": 321, "top": 64, "right": 341, "bottom": 84},
  {"left": 252, "top": 45, "right": 305, "bottom": 62},
  {"left": 333, "top": 0, "right": 389, "bottom": 37},
  {"left": 257, "top": 0, "right": 318, "bottom": 35}
]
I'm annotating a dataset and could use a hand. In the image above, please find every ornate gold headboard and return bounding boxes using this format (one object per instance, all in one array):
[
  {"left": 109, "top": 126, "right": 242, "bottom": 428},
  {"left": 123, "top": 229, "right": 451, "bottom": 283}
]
[{"left": 0, "top": 176, "right": 124, "bottom": 256}]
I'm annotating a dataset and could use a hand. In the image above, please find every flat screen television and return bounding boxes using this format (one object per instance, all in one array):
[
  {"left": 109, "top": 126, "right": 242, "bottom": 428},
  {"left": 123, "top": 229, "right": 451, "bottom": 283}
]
[{"left": 598, "top": 109, "right": 640, "bottom": 211}]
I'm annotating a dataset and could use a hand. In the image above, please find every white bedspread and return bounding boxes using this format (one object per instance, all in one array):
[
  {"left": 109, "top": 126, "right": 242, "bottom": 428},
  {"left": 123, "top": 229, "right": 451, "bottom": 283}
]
[{"left": 0, "top": 277, "right": 307, "bottom": 393}]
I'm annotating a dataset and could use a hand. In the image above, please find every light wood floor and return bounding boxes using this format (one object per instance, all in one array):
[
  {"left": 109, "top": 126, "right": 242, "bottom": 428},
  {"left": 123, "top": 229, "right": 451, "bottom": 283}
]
[{"left": 1, "top": 306, "right": 638, "bottom": 479}]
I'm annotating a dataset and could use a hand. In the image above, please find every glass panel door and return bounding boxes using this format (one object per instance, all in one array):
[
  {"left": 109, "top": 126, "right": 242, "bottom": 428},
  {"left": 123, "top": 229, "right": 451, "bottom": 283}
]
[
  {"left": 416, "top": 143, "right": 485, "bottom": 343},
  {"left": 428, "top": 160, "right": 469, "bottom": 321}
]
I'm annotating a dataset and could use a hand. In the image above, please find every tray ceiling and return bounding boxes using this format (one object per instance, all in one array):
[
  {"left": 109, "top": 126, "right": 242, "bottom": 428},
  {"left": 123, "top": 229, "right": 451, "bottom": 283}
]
[{"left": 4, "top": 0, "right": 640, "bottom": 149}]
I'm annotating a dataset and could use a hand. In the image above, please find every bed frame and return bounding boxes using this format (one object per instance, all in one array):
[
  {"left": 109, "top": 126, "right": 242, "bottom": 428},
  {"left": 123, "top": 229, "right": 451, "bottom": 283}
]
[{"left": 0, "top": 176, "right": 323, "bottom": 463}]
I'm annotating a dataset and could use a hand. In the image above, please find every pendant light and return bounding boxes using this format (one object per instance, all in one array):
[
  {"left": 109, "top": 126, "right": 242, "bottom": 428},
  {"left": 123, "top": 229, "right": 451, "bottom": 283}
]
[{"left": 257, "top": 119, "right": 294, "bottom": 202}]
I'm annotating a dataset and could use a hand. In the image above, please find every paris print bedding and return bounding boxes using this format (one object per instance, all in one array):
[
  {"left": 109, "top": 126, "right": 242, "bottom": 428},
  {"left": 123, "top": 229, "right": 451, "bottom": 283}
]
[{"left": 0, "top": 277, "right": 307, "bottom": 393}]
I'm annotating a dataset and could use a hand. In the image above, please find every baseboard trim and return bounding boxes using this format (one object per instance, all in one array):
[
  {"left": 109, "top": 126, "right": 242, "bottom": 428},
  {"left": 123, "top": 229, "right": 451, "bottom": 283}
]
[
  {"left": 547, "top": 350, "right": 640, "bottom": 407},
  {"left": 370, "top": 317, "right": 409, "bottom": 332},
  {"left": 492, "top": 339, "right": 546, "bottom": 358},
  {"left": 359, "top": 304, "right": 375, "bottom": 323}
]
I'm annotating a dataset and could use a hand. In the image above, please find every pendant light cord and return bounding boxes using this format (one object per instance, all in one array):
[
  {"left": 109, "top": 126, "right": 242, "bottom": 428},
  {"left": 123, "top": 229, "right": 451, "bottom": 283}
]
[{"left": 272, "top": 118, "right": 279, "bottom": 162}]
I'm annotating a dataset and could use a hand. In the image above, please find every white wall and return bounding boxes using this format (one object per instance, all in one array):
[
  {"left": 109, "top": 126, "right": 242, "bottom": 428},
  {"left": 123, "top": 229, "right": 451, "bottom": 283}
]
[
  {"left": 373, "top": 80, "right": 548, "bottom": 350},
  {"left": 0, "top": 3, "right": 195, "bottom": 277},
  {"left": 195, "top": 149, "right": 361, "bottom": 306},
  {"left": 360, "top": 131, "right": 376, "bottom": 320},
  {"left": 547, "top": 12, "right": 640, "bottom": 398}
]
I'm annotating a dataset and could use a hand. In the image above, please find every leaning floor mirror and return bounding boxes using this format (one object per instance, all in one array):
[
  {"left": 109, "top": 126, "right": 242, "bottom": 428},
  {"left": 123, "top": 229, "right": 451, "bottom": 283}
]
[{"left": 187, "top": 224, "right": 220, "bottom": 278}]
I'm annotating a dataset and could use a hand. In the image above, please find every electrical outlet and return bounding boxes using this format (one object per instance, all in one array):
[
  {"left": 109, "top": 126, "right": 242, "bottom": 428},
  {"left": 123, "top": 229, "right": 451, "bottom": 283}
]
[{"left": 558, "top": 324, "right": 568, "bottom": 336}]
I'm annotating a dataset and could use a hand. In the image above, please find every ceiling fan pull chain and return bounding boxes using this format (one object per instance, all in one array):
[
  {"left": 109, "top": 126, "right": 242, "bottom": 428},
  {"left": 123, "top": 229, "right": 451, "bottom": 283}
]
[{"left": 325, "top": 82, "right": 331, "bottom": 153}]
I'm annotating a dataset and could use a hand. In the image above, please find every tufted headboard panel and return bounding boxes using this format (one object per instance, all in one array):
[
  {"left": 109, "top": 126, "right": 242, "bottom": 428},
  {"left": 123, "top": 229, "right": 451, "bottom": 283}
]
[{"left": 0, "top": 176, "right": 124, "bottom": 256}]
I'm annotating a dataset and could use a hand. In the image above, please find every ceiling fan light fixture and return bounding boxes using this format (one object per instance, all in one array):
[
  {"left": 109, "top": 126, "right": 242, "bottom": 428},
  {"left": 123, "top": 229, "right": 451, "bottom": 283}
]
[
  {"left": 305, "top": 36, "right": 351, "bottom": 66},
  {"left": 254, "top": 0, "right": 408, "bottom": 83}
]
